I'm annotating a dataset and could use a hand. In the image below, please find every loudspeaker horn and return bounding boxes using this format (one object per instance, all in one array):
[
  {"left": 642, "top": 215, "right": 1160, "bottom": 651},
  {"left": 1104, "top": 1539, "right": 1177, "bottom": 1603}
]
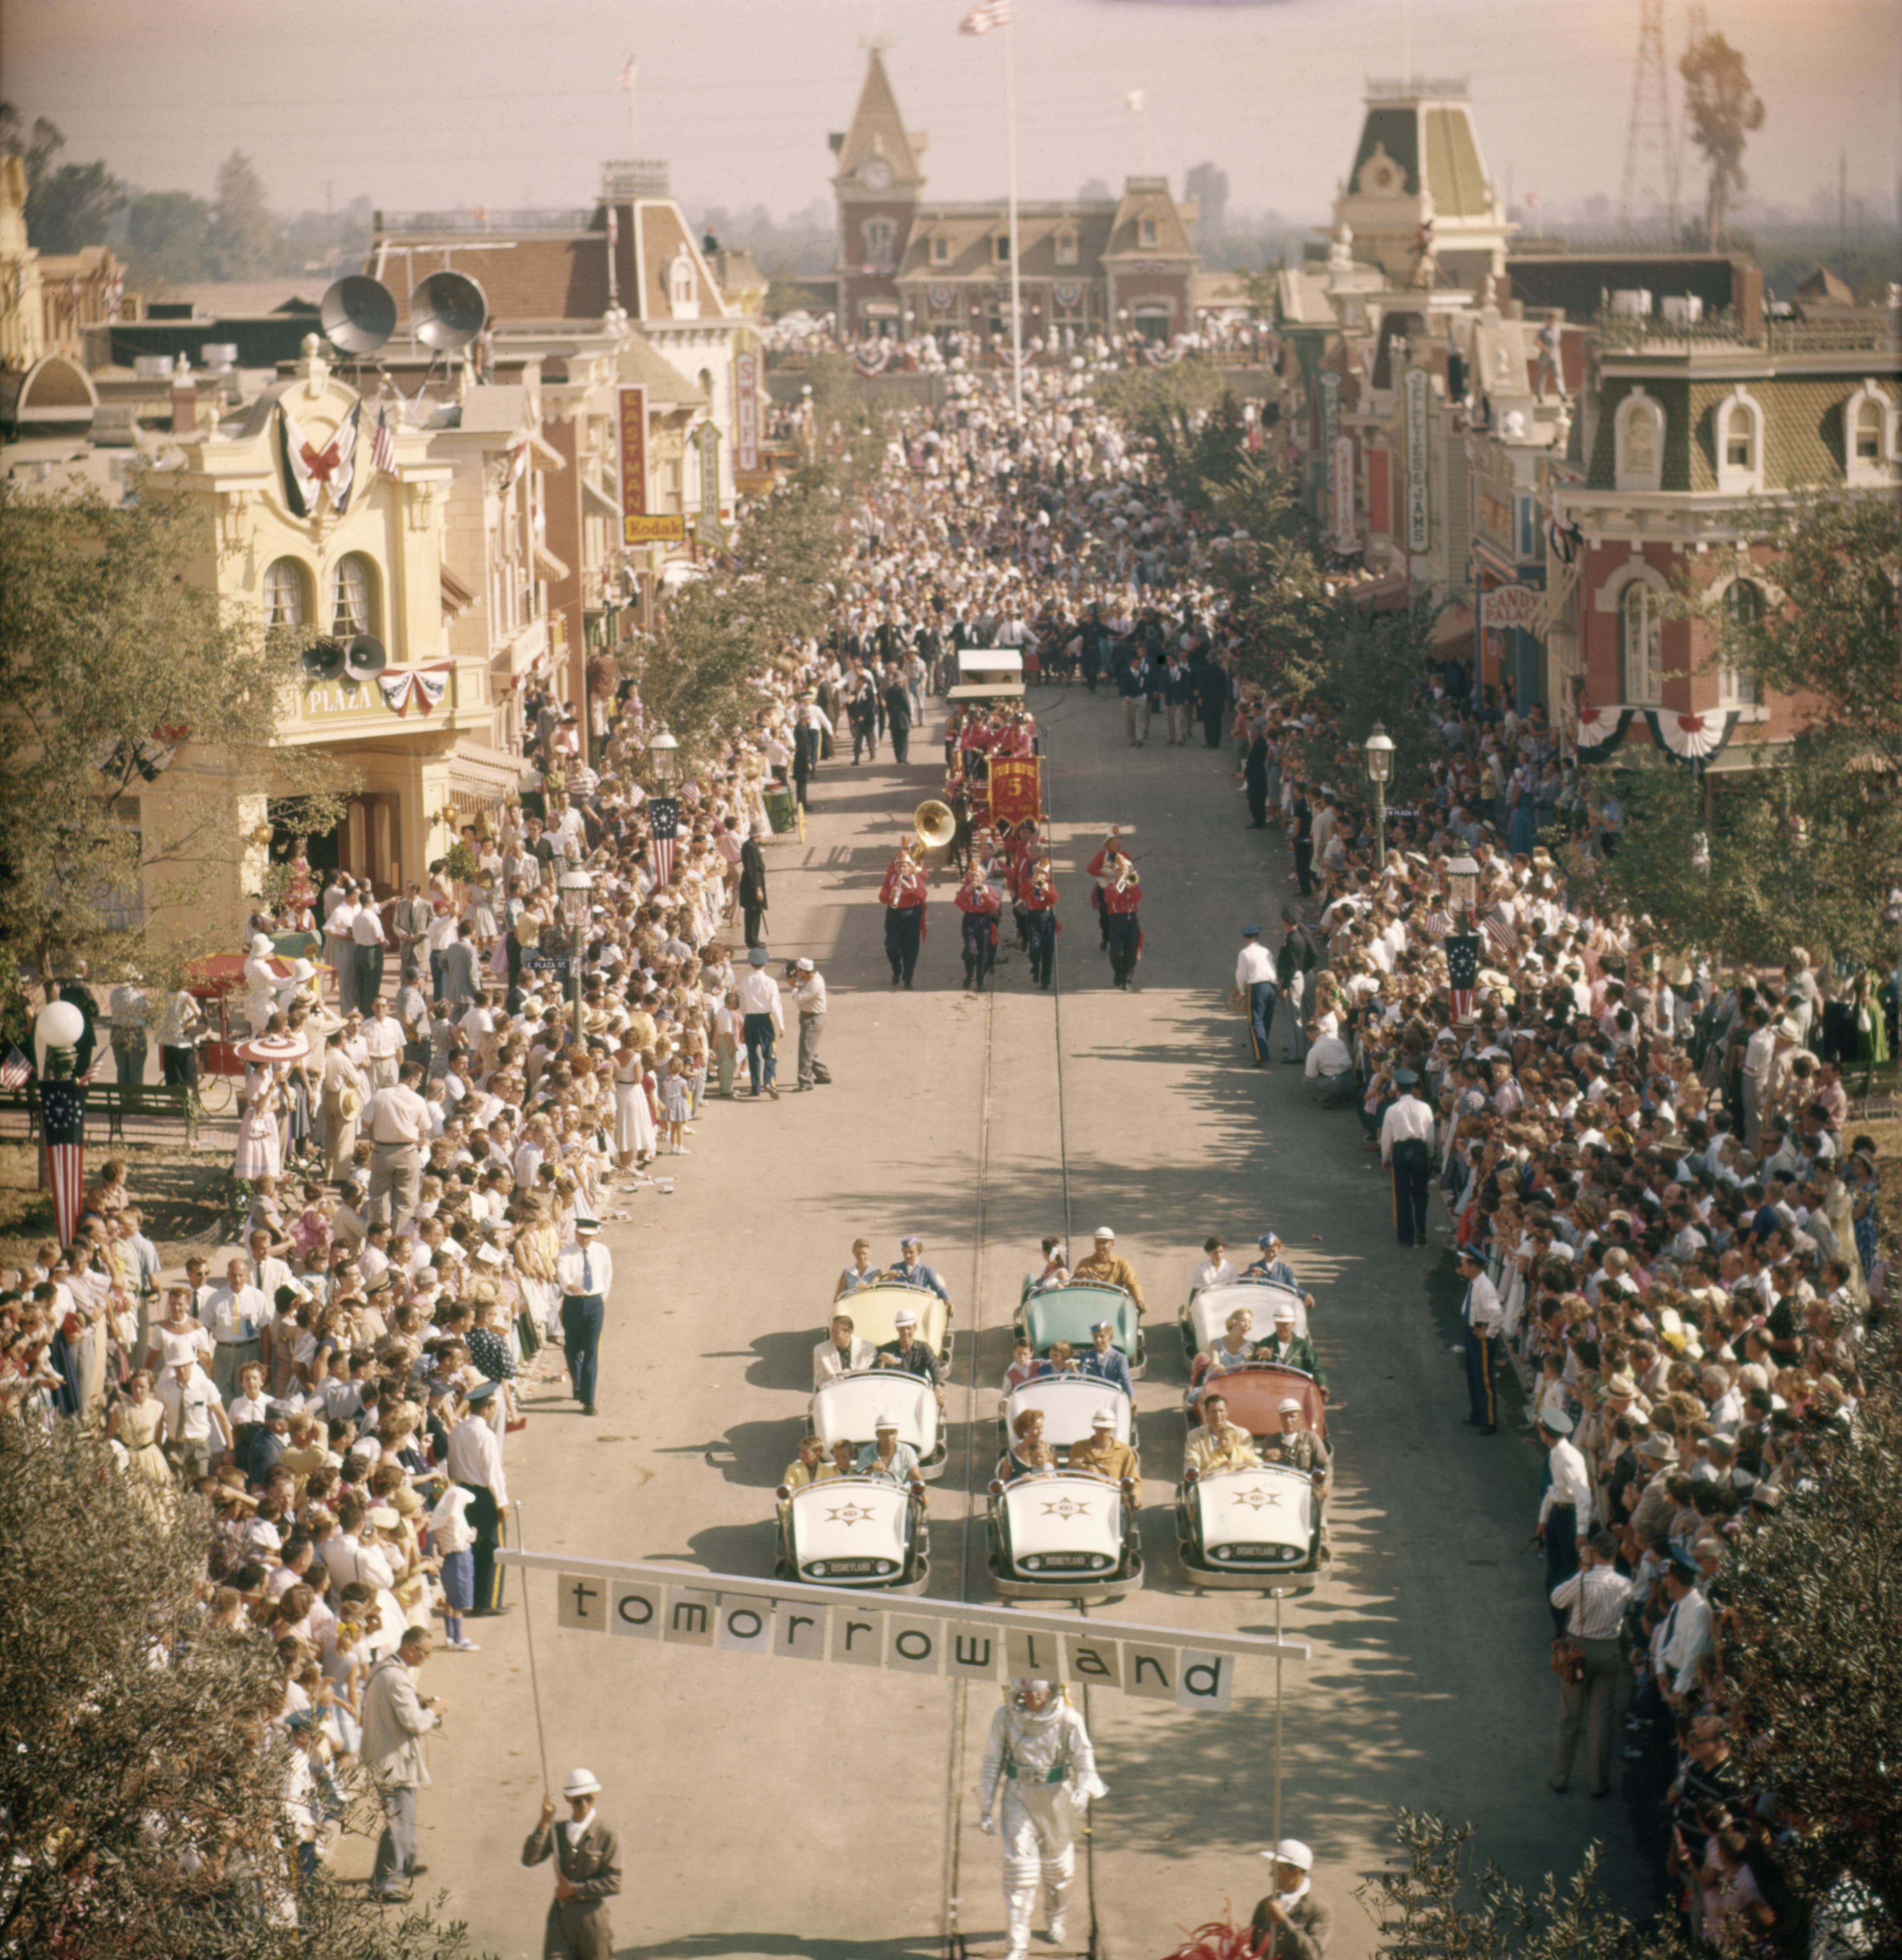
[
  {"left": 301, "top": 638, "right": 347, "bottom": 681},
  {"left": 319, "top": 276, "right": 397, "bottom": 357},
  {"left": 410, "top": 270, "right": 488, "bottom": 352},
  {"left": 344, "top": 635, "right": 387, "bottom": 681}
]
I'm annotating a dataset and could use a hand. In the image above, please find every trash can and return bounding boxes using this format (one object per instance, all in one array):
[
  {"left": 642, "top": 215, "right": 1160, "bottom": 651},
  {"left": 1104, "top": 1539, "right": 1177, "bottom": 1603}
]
[{"left": 764, "top": 787, "right": 797, "bottom": 834}]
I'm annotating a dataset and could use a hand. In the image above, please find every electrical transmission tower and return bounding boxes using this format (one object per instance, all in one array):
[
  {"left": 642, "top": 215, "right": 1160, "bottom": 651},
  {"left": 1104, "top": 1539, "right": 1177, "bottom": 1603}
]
[{"left": 1620, "top": 0, "right": 1680, "bottom": 240}]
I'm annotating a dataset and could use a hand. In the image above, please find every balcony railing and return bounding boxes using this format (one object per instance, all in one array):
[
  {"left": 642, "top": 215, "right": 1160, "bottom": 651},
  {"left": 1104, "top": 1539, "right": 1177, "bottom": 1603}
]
[{"left": 1594, "top": 302, "right": 1900, "bottom": 355}]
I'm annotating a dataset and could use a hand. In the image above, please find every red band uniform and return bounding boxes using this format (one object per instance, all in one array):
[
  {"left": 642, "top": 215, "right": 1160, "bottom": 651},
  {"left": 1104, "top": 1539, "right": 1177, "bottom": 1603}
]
[
  {"left": 879, "top": 853, "right": 929, "bottom": 990},
  {"left": 954, "top": 874, "right": 1003, "bottom": 992}
]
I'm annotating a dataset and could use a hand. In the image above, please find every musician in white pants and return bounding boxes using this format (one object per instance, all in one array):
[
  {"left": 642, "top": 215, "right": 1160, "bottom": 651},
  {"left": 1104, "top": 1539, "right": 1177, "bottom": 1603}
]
[{"left": 979, "top": 1679, "right": 1107, "bottom": 1959}]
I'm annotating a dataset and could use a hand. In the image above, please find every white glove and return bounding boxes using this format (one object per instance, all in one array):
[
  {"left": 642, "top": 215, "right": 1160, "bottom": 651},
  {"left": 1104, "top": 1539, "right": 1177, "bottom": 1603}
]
[{"left": 978, "top": 1811, "right": 996, "bottom": 1836}]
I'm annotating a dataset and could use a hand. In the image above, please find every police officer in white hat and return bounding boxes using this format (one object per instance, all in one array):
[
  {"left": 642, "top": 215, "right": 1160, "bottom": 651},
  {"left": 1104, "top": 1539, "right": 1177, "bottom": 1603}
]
[
  {"left": 523, "top": 1768, "right": 622, "bottom": 1960},
  {"left": 979, "top": 1678, "right": 1108, "bottom": 1959},
  {"left": 1249, "top": 1837, "right": 1332, "bottom": 1957}
]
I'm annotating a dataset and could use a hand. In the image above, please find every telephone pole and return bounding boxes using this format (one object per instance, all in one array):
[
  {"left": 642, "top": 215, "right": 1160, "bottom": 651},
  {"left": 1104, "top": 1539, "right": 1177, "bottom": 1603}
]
[{"left": 1620, "top": 0, "right": 1679, "bottom": 241}]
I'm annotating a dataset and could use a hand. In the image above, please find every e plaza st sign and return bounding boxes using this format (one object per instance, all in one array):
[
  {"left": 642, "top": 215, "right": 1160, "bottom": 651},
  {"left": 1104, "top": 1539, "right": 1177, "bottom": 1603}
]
[{"left": 501, "top": 1551, "right": 1309, "bottom": 1716}]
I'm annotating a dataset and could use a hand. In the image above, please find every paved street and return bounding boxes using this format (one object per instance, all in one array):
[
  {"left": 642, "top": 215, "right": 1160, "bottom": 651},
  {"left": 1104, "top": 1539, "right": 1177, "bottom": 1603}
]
[{"left": 413, "top": 686, "right": 1646, "bottom": 1958}]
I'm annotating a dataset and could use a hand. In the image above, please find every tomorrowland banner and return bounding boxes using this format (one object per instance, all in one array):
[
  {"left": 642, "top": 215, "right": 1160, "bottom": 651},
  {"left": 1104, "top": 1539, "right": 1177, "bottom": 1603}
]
[{"left": 988, "top": 756, "right": 1042, "bottom": 827}]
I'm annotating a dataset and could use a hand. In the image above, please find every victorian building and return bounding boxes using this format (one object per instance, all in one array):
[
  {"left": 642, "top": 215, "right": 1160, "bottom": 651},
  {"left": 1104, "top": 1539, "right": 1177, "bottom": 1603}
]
[{"left": 830, "top": 48, "right": 1199, "bottom": 344}]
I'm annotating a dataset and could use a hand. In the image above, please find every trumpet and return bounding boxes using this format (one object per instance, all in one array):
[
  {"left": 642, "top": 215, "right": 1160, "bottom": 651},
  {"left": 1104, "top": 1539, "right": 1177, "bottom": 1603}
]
[{"left": 1111, "top": 857, "right": 1138, "bottom": 894}]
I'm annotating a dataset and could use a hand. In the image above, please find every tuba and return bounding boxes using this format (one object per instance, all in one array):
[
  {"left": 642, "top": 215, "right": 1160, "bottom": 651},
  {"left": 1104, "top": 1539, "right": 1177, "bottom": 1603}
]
[{"left": 913, "top": 799, "right": 957, "bottom": 851}]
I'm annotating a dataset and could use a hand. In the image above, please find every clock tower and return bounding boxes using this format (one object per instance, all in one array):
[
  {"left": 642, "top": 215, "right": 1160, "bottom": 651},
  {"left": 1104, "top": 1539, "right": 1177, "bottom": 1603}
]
[{"left": 829, "top": 46, "right": 926, "bottom": 338}]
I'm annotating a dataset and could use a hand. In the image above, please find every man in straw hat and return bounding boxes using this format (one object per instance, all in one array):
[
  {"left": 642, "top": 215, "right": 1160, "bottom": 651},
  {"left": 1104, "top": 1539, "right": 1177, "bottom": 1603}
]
[{"left": 523, "top": 1768, "right": 623, "bottom": 1960}]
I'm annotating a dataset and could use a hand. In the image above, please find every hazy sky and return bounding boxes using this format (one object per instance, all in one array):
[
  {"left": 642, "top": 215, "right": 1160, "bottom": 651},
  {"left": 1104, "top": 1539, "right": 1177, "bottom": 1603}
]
[{"left": 8, "top": 0, "right": 1898, "bottom": 223}]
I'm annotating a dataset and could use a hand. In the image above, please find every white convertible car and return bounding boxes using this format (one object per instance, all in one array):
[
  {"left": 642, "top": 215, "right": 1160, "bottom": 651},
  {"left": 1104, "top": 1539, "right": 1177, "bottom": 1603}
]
[
  {"left": 996, "top": 1375, "right": 1137, "bottom": 1466},
  {"left": 1176, "top": 1459, "right": 1324, "bottom": 1592},
  {"left": 986, "top": 1469, "right": 1143, "bottom": 1604},
  {"left": 774, "top": 1474, "right": 929, "bottom": 1591},
  {"left": 808, "top": 1368, "right": 947, "bottom": 1480}
]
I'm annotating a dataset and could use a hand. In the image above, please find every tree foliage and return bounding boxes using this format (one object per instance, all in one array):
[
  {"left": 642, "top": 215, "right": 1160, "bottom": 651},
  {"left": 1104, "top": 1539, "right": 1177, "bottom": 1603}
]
[
  {"left": 127, "top": 190, "right": 216, "bottom": 287},
  {"left": 1359, "top": 1811, "right": 1685, "bottom": 1960},
  {"left": 0, "top": 479, "right": 348, "bottom": 982},
  {"left": 1096, "top": 363, "right": 1239, "bottom": 515},
  {"left": 210, "top": 151, "right": 275, "bottom": 281},
  {"left": 0, "top": 106, "right": 124, "bottom": 253},
  {"left": 1712, "top": 1325, "right": 1902, "bottom": 1947},
  {"left": 0, "top": 1421, "right": 481, "bottom": 1960},
  {"left": 1679, "top": 31, "right": 1765, "bottom": 250}
]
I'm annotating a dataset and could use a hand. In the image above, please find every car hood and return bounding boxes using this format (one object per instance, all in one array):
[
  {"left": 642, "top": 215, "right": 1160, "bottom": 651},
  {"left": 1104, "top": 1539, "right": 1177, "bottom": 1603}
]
[
  {"left": 788, "top": 1479, "right": 911, "bottom": 1564},
  {"left": 1194, "top": 1465, "right": 1314, "bottom": 1550},
  {"left": 1002, "top": 1474, "right": 1125, "bottom": 1554}
]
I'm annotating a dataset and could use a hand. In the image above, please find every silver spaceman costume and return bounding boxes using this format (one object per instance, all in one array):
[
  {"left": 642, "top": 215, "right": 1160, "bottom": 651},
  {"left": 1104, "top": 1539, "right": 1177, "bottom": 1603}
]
[{"left": 978, "top": 1679, "right": 1108, "bottom": 1959}]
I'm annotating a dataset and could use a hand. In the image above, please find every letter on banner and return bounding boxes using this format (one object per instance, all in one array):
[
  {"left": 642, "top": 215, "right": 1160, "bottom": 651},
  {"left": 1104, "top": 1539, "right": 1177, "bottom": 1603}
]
[
  {"left": 886, "top": 1618, "right": 941, "bottom": 1677},
  {"left": 1176, "top": 1651, "right": 1234, "bottom": 1713},
  {"left": 946, "top": 1620, "right": 1001, "bottom": 1681},
  {"left": 1065, "top": 1635, "right": 1121, "bottom": 1683},
  {"left": 773, "top": 1603, "right": 829, "bottom": 1662},
  {"left": 831, "top": 1611, "right": 884, "bottom": 1668},
  {"left": 664, "top": 1589, "right": 716, "bottom": 1647},
  {"left": 717, "top": 1601, "right": 773, "bottom": 1655},
  {"left": 557, "top": 1574, "right": 607, "bottom": 1633},
  {"left": 1005, "top": 1629, "right": 1063, "bottom": 1681},
  {"left": 1121, "top": 1643, "right": 1176, "bottom": 1701},
  {"left": 609, "top": 1581, "right": 661, "bottom": 1640}
]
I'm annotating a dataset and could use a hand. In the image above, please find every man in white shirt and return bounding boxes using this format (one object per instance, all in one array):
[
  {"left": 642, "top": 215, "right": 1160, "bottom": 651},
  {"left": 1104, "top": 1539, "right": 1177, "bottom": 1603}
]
[
  {"left": 1535, "top": 1409, "right": 1594, "bottom": 1628},
  {"left": 1378, "top": 1068, "right": 1438, "bottom": 1247},
  {"left": 362, "top": 995, "right": 404, "bottom": 1089},
  {"left": 735, "top": 948, "right": 785, "bottom": 1100},
  {"left": 1233, "top": 925, "right": 1277, "bottom": 1067},
  {"left": 204, "top": 1256, "right": 270, "bottom": 1399},
  {"left": 447, "top": 1379, "right": 509, "bottom": 1613},
  {"left": 813, "top": 1311, "right": 877, "bottom": 1387},
  {"left": 1457, "top": 1246, "right": 1503, "bottom": 1434},
  {"left": 556, "top": 1211, "right": 614, "bottom": 1416},
  {"left": 352, "top": 898, "right": 389, "bottom": 1014},
  {"left": 1189, "top": 1236, "right": 1238, "bottom": 1295},
  {"left": 156, "top": 1355, "right": 231, "bottom": 1483},
  {"left": 364, "top": 1062, "right": 432, "bottom": 1231},
  {"left": 327, "top": 889, "right": 361, "bottom": 1016},
  {"left": 792, "top": 958, "right": 830, "bottom": 1090}
]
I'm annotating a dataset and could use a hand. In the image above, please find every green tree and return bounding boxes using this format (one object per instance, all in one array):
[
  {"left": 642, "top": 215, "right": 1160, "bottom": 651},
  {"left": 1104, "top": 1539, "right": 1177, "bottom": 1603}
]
[
  {"left": 0, "top": 479, "right": 349, "bottom": 984},
  {"left": 1097, "top": 363, "right": 1238, "bottom": 513},
  {"left": 1, "top": 106, "right": 125, "bottom": 252},
  {"left": 209, "top": 150, "right": 275, "bottom": 280},
  {"left": 0, "top": 1421, "right": 483, "bottom": 1959},
  {"left": 1359, "top": 1811, "right": 1685, "bottom": 1960},
  {"left": 126, "top": 189, "right": 215, "bottom": 286},
  {"left": 1680, "top": 30, "right": 1765, "bottom": 251}
]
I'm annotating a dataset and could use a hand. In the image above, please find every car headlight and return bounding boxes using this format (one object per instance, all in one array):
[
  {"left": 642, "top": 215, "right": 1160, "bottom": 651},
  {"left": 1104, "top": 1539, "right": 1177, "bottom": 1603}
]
[
  {"left": 1091, "top": 1554, "right": 1111, "bottom": 1571},
  {"left": 1025, "top": 1556, "right": 1042, "bottom": 1572},
  {"left": 807, "top": 1561, "right": 827, "bottom": 1578},
  {"left": 1213, "top": 1545, "right": 1230, "bottom": 1561}
]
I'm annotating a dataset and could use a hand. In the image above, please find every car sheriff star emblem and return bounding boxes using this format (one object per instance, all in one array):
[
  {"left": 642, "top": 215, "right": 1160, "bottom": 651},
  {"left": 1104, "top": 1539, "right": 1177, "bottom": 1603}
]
[
  {"left": 1230, "top": 1485, "right": 1286, "bottom": 1511},
  {"left": 826, "top": 1501, "right": 878, "bottom": 1527},
  {"left": 1041, "top": 1494, "right": 1092, "bottom": 1520}
]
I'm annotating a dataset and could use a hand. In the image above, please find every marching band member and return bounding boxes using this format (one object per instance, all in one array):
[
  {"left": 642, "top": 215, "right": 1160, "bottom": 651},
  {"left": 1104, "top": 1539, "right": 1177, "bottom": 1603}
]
[
  {"left": 1085, "top": 838, "right": 1143, "bottom": 991},
  {"left": 955, "top": 862, "right": 1003, "bottom": 993},
  {"left": 1020, "top": 854, "right": 1059, "bottom": 991},
  {"left": 878, "top": 839, "right": 929, "bottom": 990}
]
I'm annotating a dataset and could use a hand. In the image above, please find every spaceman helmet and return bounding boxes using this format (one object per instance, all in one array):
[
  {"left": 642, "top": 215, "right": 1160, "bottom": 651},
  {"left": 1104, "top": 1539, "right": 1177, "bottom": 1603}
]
[{"left": 1007, "top": 1676, "right": 1062, "bottom": 1718}]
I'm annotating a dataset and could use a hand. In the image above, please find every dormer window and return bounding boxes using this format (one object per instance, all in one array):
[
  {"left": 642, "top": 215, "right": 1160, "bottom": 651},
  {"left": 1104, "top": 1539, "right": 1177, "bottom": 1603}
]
[
  {"left": 864, "top": 217, "right": 895, "bottom": 269},
  {"left": 1614, "top": 386, "right": 1665, "bottom": 493},
  {"left": 994, "top": 233, "right": 1011, "bottom": 264},
  {"left": 1714, "top": 385, "right": 1763, "bottom": 494},
  {"left": 1139, "top": 216, "right": 1158, "bottom": 249},
  {"left": 931, "top": 234, "right": 950, "bottom": 265},
  {"left": 1056, "top": 230, "right": 1078, "bottom": 266},
  {"left": 1844, "top": 382, "right": 1895, "bottom": 486},
  {"left": 668, "top": 250, "right": 699, "bottom": 319}
]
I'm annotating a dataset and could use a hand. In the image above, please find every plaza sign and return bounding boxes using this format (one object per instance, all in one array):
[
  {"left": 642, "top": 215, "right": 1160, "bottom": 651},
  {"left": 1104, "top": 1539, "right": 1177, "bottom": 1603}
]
[{"left": 505, "top": 1551, "right": 1309, "bottom": 1715}]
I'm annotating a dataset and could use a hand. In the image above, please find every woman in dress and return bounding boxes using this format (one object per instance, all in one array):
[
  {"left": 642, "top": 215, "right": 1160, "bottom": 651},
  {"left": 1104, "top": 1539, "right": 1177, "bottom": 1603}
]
[
  {"left": 284, "top": 839, "right": 318, "bottom": 933},
  {"left": 234, "top": 1070, "right": 283, "bottom": 1183},
  {"left": 107, "top": 1370, "right": 171, "bottom": 1487},
  {"left": 611, "top": 1037, "right": 656, "bottom": 1171},
  {"left": 469, "top": 870, "right": 500, "bottom": 955}
]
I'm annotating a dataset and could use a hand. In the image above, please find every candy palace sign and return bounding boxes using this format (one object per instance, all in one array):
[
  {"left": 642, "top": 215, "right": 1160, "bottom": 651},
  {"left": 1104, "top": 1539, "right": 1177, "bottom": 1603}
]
[{"left": 514, "top": 1554, "right": 1310, "bottom": 1715}]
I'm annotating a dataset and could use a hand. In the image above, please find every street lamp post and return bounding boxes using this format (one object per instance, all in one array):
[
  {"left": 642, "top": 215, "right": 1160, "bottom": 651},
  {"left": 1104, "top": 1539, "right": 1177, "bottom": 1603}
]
[
  {"left": 1363, "top": 720, "right": 1394, "bottom": 872},
  {"left": 557, "top": 868, "right": 594, "bottom": 1051},
  {"left": 648, "top": 730, "right": 678, "bottom": 785},
  {"left": 1444, "top": 852, "right": 1480, "bottom": 922}
]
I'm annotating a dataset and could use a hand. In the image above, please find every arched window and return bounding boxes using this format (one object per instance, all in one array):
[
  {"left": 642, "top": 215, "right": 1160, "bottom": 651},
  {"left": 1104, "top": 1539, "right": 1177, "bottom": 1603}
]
[
  {"left": 1853, "top": 396, "right": 1883, "bottom": 460},
  {"left": 330, "top": 553, "right": 375, "bottom": 636},
  {"left": 1139, "top": 216, "right": 1158, "bottom": 249},
  {"left": 1720, "top": 580, "right": 1762, "bottom": 706},
  {"left": 263, "top": 557, "right": 309, "bottom": 628},
  {"left": 1714, "top": 387, "right": 1763, "bottom": 493},
  {"left": 1725, "top": 404, "right": 1753, "bottom": 469},
  {"left": 1620, "top": 581, "right": 1663, "bottom": 705},
  {"left": 669, "top": 252, "right": 698, "bottom": 317},
  {"left": 1615, "top": 388, "right": 1664, "bottom": 491}
]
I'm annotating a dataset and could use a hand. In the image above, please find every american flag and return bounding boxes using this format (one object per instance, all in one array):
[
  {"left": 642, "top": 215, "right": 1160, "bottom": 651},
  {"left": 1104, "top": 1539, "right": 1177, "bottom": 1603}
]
[
  {"left": 0, "top": 1048, "right": 29, "bottom": 1090},
  {"left": 649, "top": 795, "right": 679, "bottom": 887},
  {"left": 1446, "top": 931, "right": 1481, "bottom": 1026},
  {"left": 1420, "top": 910, "right": 1453, "bottom": 941},
  {"left": 80, "top": 1052, "right": 106, "bottom": 1084},
  {"left": 39, "top": 1076, "right": 88, "bottom": 1247},
  {"left": 371, "top": 406, "right": 396, "bottom": 476},
  {"left": 1482, "top": 909, "right": 1517, "bottom": 953},
  {"left": 959, "top": 0, "right": 1011, "bottom": 31}
]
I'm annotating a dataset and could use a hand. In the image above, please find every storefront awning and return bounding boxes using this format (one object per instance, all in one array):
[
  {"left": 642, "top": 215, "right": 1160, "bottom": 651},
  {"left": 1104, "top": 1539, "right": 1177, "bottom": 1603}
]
[
  {"left": 1429, "top": 602, "right": 1475, "bottom": 647},
  {"left": 1346, "top": 572, "right": 1410, "bottom": 612}
]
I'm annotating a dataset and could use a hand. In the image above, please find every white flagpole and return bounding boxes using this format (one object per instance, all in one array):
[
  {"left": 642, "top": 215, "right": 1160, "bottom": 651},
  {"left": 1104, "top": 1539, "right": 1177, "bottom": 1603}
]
[{"left": 1004, "top": 15, "right": 1024, "bottom": 420}]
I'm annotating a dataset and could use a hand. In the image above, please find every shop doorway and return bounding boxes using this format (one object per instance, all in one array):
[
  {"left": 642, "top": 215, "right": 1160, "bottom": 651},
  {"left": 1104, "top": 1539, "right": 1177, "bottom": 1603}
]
[{"left": 338, "top": 793, "right": 402, "bottom": 898}]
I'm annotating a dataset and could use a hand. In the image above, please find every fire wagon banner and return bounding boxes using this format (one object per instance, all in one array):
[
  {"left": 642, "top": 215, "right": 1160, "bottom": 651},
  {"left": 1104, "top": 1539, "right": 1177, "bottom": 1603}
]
[
  {"left": 734, "top": 351, "right": 761, "bottom": 474},
  {"left": 618, "top": 384, "right": 648, "bottom": 545},
  {"left": 988, "top": 756, "right": 1042, "bottom": 828},
  {"left": 545, "top": 1567, "right": 1256, "bottom": 1711}
]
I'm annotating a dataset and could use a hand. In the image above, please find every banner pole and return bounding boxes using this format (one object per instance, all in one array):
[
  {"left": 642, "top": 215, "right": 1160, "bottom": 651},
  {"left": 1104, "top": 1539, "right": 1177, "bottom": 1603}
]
[
  {"left": 1271, "top": 1588, "right": 1285, "bottom": 1852},
  {"left": 514, "top": 1501, "right": 553, "bottom": 1797}
]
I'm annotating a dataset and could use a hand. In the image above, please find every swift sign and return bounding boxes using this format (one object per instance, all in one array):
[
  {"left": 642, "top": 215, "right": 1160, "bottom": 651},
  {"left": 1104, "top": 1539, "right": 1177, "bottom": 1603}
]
[{"left": 503, "top": 1552, "right": 1308, "bottom": 1716}]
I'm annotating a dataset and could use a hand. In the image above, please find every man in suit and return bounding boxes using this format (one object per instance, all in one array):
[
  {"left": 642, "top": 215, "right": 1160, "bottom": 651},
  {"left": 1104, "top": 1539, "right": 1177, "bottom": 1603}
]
[
  {"left": 884, "top": 672, "right": 914, "bottom": 764},
  {"left": 739, "top": 835, "right": 769, "bottom": 949},
  {"left": 523, "top": 1768, "right": 622, "bottom": 1960},
  {"left": 813, "top": 1311, "right": 876, "bottom": 1388},
  {"left": 1248, "top": 1838, "right": 1332, "bottom": 1958},
  {"left": 361, "top": 1626, "right": 442, "bottom": 1902}
]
